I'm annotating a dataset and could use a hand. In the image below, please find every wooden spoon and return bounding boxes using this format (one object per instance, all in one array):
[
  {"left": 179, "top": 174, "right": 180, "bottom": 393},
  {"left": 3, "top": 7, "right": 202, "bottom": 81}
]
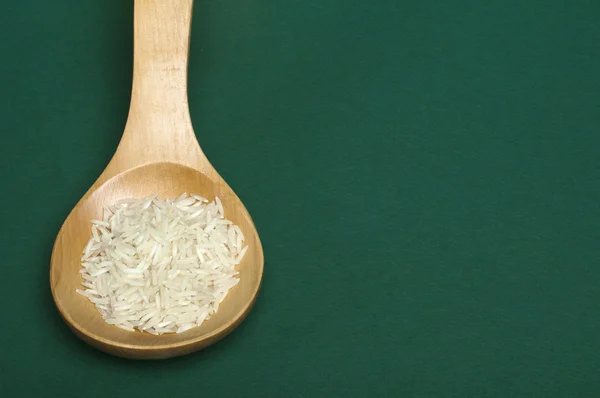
[{"left": 50, "top": 0, "right": 264, "bottom": 359}]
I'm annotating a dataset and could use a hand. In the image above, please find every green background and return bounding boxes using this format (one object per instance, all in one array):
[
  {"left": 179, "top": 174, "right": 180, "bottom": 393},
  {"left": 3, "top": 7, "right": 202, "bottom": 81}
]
[{"left": 1, "top": 0, "right": 599, "bottom": 396}]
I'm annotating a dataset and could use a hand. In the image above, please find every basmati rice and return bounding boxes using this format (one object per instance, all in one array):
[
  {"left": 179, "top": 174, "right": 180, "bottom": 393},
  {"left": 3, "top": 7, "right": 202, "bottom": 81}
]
[{"left": 77, "top": 193, "right": 246, "bottom": 335}]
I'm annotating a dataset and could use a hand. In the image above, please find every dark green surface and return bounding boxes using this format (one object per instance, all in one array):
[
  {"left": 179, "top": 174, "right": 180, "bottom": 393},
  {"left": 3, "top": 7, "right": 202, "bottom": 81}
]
[{"left": 1, "top": 0, "right": 600, "bottom": 396}]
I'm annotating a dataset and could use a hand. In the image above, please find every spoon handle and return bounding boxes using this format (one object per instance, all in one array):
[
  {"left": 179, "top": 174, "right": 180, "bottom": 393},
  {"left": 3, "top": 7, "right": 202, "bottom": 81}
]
[{"left": 120, "top": 0, "right": 201, "bottom": 165}]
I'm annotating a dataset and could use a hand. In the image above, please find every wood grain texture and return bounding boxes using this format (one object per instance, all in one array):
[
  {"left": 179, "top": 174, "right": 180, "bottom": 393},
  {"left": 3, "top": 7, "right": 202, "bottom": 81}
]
[{"left": 49, "top": 0, "right": 264, "bottom": 359}]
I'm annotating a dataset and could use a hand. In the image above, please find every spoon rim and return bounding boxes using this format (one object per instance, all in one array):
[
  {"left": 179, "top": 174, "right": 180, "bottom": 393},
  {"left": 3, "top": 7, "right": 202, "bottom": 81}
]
[{"left": 50, "top": 162, "right": 264, "bottom": 353}]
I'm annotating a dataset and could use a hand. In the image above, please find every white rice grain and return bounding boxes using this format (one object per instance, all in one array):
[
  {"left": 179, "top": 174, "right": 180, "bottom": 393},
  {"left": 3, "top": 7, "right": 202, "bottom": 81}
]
[{"left": 76, "top": 194, "right": 246, "bottom": 335}]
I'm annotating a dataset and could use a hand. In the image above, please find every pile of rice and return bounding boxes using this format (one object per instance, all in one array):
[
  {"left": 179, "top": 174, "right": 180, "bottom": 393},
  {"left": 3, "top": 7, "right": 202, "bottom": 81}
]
[{"left": 76, "top": 193, "right": 247, "bottom": 335}]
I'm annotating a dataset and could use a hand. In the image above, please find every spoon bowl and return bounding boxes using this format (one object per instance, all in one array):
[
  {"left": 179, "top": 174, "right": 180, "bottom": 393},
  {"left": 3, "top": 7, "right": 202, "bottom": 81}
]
[{"left": 50, "top": 0, "right": 263, "bottom": 359}]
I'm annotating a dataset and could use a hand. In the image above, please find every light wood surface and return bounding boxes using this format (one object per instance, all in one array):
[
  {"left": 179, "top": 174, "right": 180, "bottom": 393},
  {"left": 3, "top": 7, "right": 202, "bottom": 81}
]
[{"left": 49, "top": 0, "right": 264, "bottom": 359}]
